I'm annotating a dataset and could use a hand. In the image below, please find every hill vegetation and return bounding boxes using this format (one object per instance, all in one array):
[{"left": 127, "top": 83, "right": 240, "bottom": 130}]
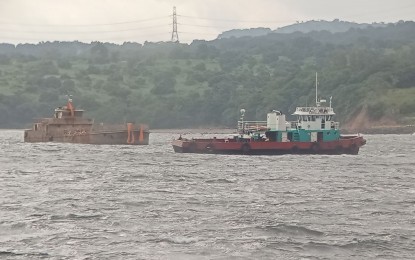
[
  {"left": 275, "top": 19, "right": 387, "bottom": 34},
  {"left": 0, "top": 21, "right": 415, "bottom": 129},
  {"left": 215, "top": 19, "right": 387, "bottom": 39}
]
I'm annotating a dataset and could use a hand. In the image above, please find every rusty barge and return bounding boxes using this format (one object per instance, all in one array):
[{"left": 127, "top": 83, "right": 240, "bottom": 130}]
[{"left": 24, "top": 98, "right": 149, "bottom": 145}]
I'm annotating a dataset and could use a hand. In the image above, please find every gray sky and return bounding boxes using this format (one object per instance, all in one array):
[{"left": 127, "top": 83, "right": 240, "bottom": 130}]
[{"left": 0, "top": 0, "right": 414, "bottom": 44}]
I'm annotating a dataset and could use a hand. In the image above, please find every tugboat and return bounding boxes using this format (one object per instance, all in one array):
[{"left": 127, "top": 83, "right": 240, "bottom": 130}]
[
  {"left": 172, "top": 74, "right": 366, "bottom": 155},
  {"left": 24, "top": 97, "right": 149, "bottom": 145}
]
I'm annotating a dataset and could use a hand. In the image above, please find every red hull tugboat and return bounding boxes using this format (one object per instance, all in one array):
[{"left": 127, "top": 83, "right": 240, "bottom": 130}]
[
  {"left": 24, "top": 97, "right": 150, "bottom": 145},
  {"left": 172, "top": 75, "right": 366, "bottom": 155}
]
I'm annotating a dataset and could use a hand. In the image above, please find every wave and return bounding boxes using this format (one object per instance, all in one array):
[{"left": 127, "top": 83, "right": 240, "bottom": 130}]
[
  {"left": 0, "top": 251, "right": 50, "bottom": 257},
  {"left": 150, "top": 236, "right": 200, "bottom": 245},
  {"left": 262, "top": 224, "right": 324, "bottom": 237},
  {"left": 50, "top": 213, "right": 104, "bottom": 220},
  {"left": 205, "top": 178, "right": 235, "bottom": 183},
  {"left": 339, "top": 238, "right": 393, "bottom": 250}
]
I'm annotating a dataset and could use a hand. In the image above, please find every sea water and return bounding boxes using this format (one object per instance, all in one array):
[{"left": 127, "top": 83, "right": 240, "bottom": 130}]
[{"left": 0, "top": 130, "right": 414, "bottom": 259}]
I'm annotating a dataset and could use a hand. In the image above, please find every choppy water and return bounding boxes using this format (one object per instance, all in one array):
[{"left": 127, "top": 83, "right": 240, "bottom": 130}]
[{"left": 0, "top": 129, "right": 414, "bottom": 260}]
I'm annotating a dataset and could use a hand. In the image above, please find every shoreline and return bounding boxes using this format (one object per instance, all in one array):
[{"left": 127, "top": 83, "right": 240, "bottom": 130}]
[
  {"left": 342, "top": 125, "right": 415, "bottom": 135},
  {"left": 153, "top": 126, "right": 415, "bottom": 135},
  {"left": 2, "top": 126, "right": 414, "bottom": 135}
]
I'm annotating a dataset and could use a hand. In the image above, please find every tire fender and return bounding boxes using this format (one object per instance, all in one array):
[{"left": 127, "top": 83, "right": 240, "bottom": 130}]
[
  {"left": 241, "top": 143, "right": 251, "bottom": 154},
  {"left": 291, "top": 146, "right": 299, "bottom": 154},
  {"left": 205, "top": 143, "right": 215, "bottom": 152},
  {"left": 311, "top": 143, "right": 320, "bottom": 153}
]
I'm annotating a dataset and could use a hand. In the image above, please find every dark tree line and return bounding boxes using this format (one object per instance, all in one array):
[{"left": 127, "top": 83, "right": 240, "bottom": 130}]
[{"left": 0, "top": 21, "right": 415, "bottom": 129}]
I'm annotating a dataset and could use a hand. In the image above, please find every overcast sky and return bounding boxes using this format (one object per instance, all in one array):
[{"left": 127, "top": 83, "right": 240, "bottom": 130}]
[{"left": 0, "top": 0, "right": 414, "bottom": 45}]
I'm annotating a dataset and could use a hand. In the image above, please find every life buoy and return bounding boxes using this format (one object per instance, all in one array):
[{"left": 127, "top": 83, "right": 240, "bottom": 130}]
[
  {"left": 291, "top": 146, "right": 299, "bottom": 154},
  {"left": 205, "top": 143, "right": 215, "bottom": 153}
]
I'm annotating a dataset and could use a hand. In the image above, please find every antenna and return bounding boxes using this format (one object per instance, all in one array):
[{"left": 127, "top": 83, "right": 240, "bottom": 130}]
[
  {"left": 240, "top": 108, "right": 245, "bottom": 121},
  {"left": 315, "top": 72, "right": 318, "bottom": 106},
  {"left": 240, "top": 109, "right": 246, "bottom": 134},
  {"left": 171, "top": 6, "right": 179, "bottom": 43}
]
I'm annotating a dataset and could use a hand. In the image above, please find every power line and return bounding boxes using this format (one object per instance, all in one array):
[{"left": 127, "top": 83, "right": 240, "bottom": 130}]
[
  {"left": 88, "top": 32, "right": 170, "bottom": 41},
  {"left": 0, "top": 16, "right": 170, "bottom": 27},
  {"left": 178, "top": 23, "right": 250, "bottom": 30},
  {"left": 0, "top": 24, "right": 169, "bottom": 35},
  {"left": 179, "top": 31, "right": 219, "bottom": 36},
  {"left": 178, "top": 23, "right": 223, "bottom": 29},
  {"left": 1, "top": 5, "right": 414, "bottom": 44},
  {"left": 178, "top": 15, "right": 296, "bottom": 24}
]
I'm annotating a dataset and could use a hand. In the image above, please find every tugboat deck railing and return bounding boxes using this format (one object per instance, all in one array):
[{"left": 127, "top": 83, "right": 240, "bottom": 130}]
[
  {"left": 237, "top": 121, "right": 267, "bottom": 132},
  {"left": 237, "top": 120, "right": 340, "bottom": 132}
]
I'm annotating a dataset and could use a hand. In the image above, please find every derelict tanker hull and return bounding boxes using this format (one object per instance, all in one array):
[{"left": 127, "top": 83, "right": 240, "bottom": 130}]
[
  {"left": 24, "top": 98, "right": 150, "bottom": 145},
  {"left": 24, "top": 129, "right": 150, "bottom": 145}
]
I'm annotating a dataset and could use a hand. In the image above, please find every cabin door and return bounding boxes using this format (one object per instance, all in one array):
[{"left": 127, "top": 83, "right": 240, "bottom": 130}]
[
  {"left": 311, "top": 132, "right": 317, "bottom": 142},
  {"left": 288, "top": 132, "right": 296, "bottom": 142},
  {"left": 317, "top": 132, "right": 324, "bottom": 142},
  {"left": 281, "top": 132, "right": 288, "bottom": 142}
]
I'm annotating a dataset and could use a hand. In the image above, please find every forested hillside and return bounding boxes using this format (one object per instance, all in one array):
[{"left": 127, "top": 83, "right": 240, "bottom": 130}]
[
  {"left": 219, "top": 20, "right": 386, "bottom": 39},
  {"left": 1, "top": 21, "right": 415, "bottom": 129},
  {"left": 275, "top": 19, "right": 386, "bottom": 34}
]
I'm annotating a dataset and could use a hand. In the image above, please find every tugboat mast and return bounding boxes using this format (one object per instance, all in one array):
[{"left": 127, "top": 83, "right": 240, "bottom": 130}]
[{"left": 315, "top": 72, "right": 319, "bottom": 107}]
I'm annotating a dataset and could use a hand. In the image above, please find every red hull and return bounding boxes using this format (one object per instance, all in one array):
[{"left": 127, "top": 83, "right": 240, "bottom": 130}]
[{"left": 172, "top": 135, "right": 366, "bottom": 155}]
